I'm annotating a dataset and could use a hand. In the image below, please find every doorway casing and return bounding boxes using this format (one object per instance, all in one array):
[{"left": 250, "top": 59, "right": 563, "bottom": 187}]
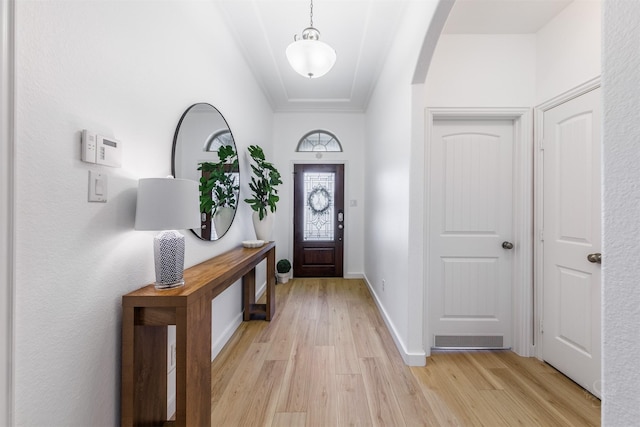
[
  {"left": 287, "top": 160, "right": 352, "bottom": 278},
  {"left": 1, "top": 0, "right": 15, "bottom": 422},
  {"left": 424, "top": 107, "right": 534, "bottom": 357}
]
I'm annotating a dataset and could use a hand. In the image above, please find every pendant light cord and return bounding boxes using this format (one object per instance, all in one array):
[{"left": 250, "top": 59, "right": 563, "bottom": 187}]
[{"left": 310, "top": 0, "right": 314, "bottom": 27}]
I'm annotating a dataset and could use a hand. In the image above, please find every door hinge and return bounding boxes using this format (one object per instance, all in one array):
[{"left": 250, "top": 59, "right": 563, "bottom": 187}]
[
  {"left": 539, "top": 230, "right": 544, "bottom": 242},
  {"left": 539, "top": 139, "right": 545, "bottom": 151},
  {"left": 540, "top": 319, "right": 544, "bottom": 334}
]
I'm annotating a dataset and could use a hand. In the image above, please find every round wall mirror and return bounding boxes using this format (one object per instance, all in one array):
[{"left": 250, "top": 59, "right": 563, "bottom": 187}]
[{"left": 172, "top": 103, "right": 239, "bottom": 241}]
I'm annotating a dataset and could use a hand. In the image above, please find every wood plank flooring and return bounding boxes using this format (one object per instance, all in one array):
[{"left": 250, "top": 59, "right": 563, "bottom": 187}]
[{"left": 210, "top": 278, "right": 601, "bottom": 426}]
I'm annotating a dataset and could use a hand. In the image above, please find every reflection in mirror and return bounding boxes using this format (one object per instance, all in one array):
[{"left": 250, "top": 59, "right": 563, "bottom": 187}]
[{"left": 172, "top": 103, "right": 240, "bottom": 241}]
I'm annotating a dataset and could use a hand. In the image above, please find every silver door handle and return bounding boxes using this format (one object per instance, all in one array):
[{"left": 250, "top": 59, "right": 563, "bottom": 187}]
[
  {"left": 502, "top": 241, "right": 514, "bottom": 250},
  {"left": 587, "top": 253, "right": 602, "bottom": 264}
]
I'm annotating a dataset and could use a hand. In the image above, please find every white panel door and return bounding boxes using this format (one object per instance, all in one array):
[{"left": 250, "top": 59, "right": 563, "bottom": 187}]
[
  {"left": 542, "top": 88, "right": 601, "bottom": 397},
  {"left": 429, "top": 119, "right": 514, "bottom": 349}
]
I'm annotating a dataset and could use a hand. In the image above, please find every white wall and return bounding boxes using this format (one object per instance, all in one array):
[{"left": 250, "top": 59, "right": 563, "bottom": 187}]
[
  {"left": 536, "top": 0, "right": 602, "bottom": 104},
  {"left": 424, "top": 1, "right": 601, "bottom": 110},
  {"left": 14, "top": 1, "right": 272, "bottom": 425},
  {"left": 425, "top": 34, "right": 537, "bottom": 107},
  {"left": 272, "top": 113, "right": 365, "bottom": 277},
  {"left": 364, "top": 1, "right": 439, "bottom": 365},
  {"left": 602, "top": 1, "right": 640, "bottom": 423}
]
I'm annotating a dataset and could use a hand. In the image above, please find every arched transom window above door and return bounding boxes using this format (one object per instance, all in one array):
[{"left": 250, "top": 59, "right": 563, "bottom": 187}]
[{"left": 296, "top": 130, "right": 343, "bottom": 152}]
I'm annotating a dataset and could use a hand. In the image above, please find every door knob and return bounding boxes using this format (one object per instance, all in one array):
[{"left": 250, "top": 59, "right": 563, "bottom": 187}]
[
  {"left": 502, "top": 241, "right": 514, "bottom": 250},
  {"left": 587, "top": 253, "right": 602, "bottom": 264}
]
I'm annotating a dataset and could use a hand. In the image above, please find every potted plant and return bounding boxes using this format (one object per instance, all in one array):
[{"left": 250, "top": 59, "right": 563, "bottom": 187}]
[
  {"left": 276, "top": 259, "right": 292, "bottom": 284},
  {"left": 198, "top": 144, "right": 239, "bottom": 238},
  {"left": 244, "top": 145, "right": 282, "bottom": 240}
]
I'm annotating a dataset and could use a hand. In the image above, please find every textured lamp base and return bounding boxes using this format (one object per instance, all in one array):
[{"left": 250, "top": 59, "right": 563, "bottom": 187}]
[{"left": 154, "top": 230, "right": 186, "bottom": 289}]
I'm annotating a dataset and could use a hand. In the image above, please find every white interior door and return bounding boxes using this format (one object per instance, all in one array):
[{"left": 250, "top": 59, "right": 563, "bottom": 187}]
[
  {"left": 542, "top": 87, "right": 601, "bottom": 397},
  {"left": 429, "top": 119, "right": 514, "bottom": 349}
]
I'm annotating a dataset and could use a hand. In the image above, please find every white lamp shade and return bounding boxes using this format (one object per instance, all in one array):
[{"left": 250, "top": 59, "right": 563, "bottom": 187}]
[
  {"left": 286, "top": 39, "right": 337, "bottom": 78},
  {"left": 135, "top": 178, "right": 200, "bottom": 231}
]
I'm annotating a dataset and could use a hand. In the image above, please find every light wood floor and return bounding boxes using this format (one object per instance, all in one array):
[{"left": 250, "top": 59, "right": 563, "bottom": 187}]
[{"left": 210, "top": 278, "right": 601, "bottom": 426}]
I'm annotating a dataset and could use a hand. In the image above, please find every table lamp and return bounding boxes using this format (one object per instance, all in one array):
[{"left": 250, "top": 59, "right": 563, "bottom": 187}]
[{"left": 135, "top": 177, "right": 200, "bottom": 289}]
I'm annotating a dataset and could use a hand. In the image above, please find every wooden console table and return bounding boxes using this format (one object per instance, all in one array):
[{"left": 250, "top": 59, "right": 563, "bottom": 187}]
[{"left": 121, "top": 242, "right": 276, "bottom": 427}]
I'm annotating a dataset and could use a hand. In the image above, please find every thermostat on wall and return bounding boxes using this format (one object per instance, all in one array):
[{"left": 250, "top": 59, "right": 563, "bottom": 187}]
[{"left": 81, "top": 129, "right": 122, "bottom": 168}]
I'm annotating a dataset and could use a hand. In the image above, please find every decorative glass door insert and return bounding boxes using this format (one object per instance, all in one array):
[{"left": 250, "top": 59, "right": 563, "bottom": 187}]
[{"left": 304, "top": 172, "right": 335, "bottom": 241}]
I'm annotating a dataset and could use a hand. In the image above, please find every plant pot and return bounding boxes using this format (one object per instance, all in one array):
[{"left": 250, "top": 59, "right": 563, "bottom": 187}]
[
  {"left": 252, "top": 211, "right": 274, "bottom": 241},
  {"left": 276, "top": 272, "right": 290, "bottom": 284},
  {"left": 213, "top": 206, "right": 234, "bottom": 238}
]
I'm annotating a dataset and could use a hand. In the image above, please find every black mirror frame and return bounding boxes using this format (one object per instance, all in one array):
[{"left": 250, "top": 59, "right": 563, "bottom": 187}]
[{"left": 171, "top": 103, "right": 239, "bottom": 241}]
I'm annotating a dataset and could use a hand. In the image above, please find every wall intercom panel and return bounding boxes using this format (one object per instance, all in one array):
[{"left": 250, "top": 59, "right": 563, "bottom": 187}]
[
  {"left": 81, "top": 129, "right": 97, "bottom": 163},
  {"left": 81, "top": 129, "right": 122, "bottom": 168}
]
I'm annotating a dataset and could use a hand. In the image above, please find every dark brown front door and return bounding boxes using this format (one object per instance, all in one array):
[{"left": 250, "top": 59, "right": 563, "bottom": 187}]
[{"left": 293, "top": 164, "right": 344, "bottom": 277}]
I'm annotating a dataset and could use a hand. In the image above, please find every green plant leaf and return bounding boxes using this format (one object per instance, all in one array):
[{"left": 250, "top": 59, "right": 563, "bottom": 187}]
[{"left": 244, "top": 144, "right": 281, "bottom": 218}]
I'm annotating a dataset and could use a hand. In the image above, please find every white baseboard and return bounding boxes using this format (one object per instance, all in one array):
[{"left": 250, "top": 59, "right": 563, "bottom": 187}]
[
  {"left": 256, "top": 279, "right": 266, "bottom": 300},
  {"left": 211, "top": 312, "right": 243, "bottom": 361},
  {"left": 210, "top": 279, "right": 267, "bottom": 361},
  {"left": 363, "top": 275, "right": 426, "bottom": 366},
  {"left": 344, "top": 273, "right": 364, "bottom": 279}
]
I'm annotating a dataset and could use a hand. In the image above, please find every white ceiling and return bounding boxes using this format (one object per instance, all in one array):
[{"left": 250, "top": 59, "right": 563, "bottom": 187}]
[{"left": 215, "top": 0, "right": 573, "bottom": 113}]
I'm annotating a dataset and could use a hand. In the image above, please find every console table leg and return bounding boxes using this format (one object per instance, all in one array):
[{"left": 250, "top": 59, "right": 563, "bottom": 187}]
[
  {"left": 243, "top": 269, "right": 256, "bottom": 321},
  {"left": 266, "top": 247, "right": 276, "bottom": 320},
  {"left": 175, "top": 298, "right": 211, "bottom": 427},
  {"left": 122, "top": 308, "right": 168, "bottom": 427},
  {"left": 121, "top": 307, "right": 135, "bottom": 427},
  {"left": 134, "top": 325, "right": 168, "bottom": 425}
]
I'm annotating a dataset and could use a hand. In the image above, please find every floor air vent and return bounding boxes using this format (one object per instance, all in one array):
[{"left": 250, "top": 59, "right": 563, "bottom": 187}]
[{"left": 433, "top": 335, "right": 505, "bottom": 350}]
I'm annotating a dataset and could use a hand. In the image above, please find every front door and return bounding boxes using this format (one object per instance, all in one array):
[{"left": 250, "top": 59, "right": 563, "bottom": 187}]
[
  {"left": 293, "top": 164, "right": 344, "bottom": 277},
  {"left": 429, "top": 119, "right": 515, "bottom": 349},
  {"left": 542, "top": 87, "right": 601, "bottom": 397}
]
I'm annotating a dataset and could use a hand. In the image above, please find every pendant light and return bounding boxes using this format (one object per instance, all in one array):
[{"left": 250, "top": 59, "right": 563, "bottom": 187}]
[{"left": 286, "top": 0, "right": 336, "bottom": 79}]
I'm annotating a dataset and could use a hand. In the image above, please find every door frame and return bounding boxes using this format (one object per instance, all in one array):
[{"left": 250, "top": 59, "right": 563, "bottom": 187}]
[
  {"left": 292, "top": 163, "right": 345, "bottom": 277},
  {"left": 424, "top": 107, "right": 534, "bottom": 357},
  {"left": 288, "top": 160, "right": 349, "bottom": 277},
  {"left": 533, "top": 76, "right": 601, "bottom": 360},
  {"left": 1, "top": 0, "right": 14, "bottom": 422}
]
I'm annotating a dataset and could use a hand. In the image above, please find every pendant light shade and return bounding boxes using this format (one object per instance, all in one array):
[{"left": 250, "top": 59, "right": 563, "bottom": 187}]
[{"left": 286, "top": 1, "right": 336, "bottom": 79}]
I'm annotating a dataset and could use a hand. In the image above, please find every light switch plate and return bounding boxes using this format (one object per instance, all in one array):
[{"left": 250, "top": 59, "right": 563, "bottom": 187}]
[{"left": 88, "top": 170, "right": 107, "bottom": 203}]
